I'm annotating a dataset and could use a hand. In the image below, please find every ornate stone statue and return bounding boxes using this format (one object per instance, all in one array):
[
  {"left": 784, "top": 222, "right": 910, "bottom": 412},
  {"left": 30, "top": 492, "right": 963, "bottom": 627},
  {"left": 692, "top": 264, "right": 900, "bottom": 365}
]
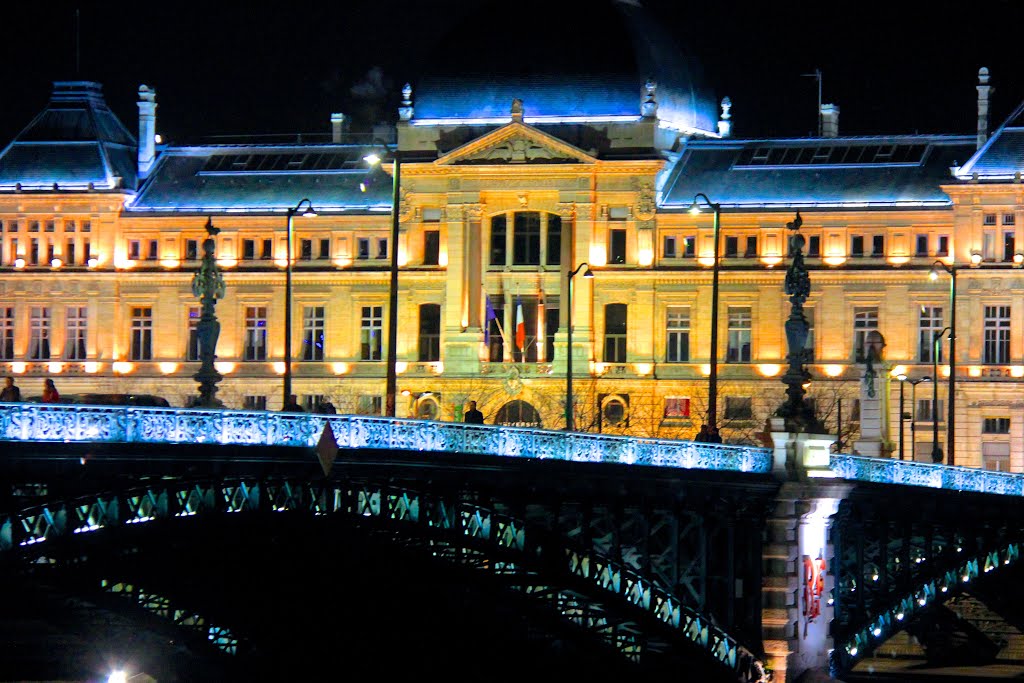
[
  {"left": 776, "top": 212, "right": 824, "bottom": 433},
  {"left": 191, "top": 217, "right": 225, "bottom": 408}
]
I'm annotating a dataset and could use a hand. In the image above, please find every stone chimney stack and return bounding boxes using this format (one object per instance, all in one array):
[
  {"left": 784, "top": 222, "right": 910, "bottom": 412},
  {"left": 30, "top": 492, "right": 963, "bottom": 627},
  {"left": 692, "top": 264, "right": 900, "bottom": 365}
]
[
  {"left": 137, "top": 85, "right": 157, "bottom": 178},
  {"left": 330, "top": 113, "right": 347, "bottom": 143},
  {"left": 977, "top": 67, "right": 992, "bottom": 150},
  {"left": 820, "top": 103, "right": 840, "bottom": 138}
]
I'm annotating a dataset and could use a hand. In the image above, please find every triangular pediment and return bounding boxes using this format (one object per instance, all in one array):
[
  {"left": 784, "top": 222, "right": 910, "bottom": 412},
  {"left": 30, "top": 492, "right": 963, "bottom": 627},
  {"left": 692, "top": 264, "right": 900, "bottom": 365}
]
[{"left": 436, "top": 122, "right": 597, "bottom": 165}]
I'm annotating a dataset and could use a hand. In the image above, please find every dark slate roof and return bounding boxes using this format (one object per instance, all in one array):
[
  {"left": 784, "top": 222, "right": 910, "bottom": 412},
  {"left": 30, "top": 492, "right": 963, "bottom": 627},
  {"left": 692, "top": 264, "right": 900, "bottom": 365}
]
[
  {"left": 660, "top": 135, "right": 975, "bottom": 211},
  {"left": 128, "top": 145, "right": 393, "bottom": 214},
  {"left": 955, "top": 100, "right": 1024, "bottom": 181},
  {"left": 0, "top": 82, "right": 137, "bottom": 191}
]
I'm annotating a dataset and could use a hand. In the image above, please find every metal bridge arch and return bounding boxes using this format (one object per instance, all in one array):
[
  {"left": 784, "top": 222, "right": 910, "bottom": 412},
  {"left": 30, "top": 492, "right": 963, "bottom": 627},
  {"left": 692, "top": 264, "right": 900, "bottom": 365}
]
[{"left": 1, "top": 475, "right": 769, "bottom": 682}]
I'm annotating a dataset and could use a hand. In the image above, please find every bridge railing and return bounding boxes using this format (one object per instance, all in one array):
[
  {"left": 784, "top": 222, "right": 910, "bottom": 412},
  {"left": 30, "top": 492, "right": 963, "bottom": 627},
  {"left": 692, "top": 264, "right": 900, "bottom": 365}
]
[
  {"left": 0, "top": 403, "right": 773, "bottom": 474},
  {"left": 831, "top": 453, "right": 1024, "bottom": 497}
]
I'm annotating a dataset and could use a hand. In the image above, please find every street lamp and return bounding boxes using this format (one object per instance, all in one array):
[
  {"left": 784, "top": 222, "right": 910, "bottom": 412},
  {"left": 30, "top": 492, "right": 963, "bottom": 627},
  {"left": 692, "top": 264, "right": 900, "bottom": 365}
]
[
  {"left": 362, "top": 143, "right": 401, "bottom": 417},
  {"left": 910, "top": 377, "right": 931, "bottom": 462},
  {"left": 931, "top": 327, "right": 951, "bottom": 464},
  {"left": 689, "top": 193, "right": 722, "bottom": 442},
  {"left": 896, "top": 373, "right": 907, "bottom": 460},
  {"left": 929, "top": 261, "right": 957, "bottom": 465},
  {"left": 566, "top": 262, "right": 593, "bottom": 430},
  {"left": 284, "top": 198, "right": 317, "bottom": 409}
]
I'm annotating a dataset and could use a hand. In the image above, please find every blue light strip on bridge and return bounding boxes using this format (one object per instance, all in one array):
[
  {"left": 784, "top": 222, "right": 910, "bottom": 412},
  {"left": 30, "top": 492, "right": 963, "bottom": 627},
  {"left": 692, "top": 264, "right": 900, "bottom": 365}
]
[
  {"left": 0, "top": 404, "right": 772, "bottom": 474},
  {"left": 831, "top": 453, "right": 1024, "bottom": 497}
]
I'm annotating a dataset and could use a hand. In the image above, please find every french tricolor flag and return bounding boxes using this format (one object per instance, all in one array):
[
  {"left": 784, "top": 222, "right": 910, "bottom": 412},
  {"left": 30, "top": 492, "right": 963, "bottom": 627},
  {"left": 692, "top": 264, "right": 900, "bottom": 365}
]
[{"left": 514, "top": 296, "right": 526, "bottom": 351}]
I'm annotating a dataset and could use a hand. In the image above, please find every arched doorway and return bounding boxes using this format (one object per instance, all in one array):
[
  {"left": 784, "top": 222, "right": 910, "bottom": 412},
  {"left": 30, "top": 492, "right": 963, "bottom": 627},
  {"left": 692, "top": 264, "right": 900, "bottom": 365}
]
[{"left": 494, "top": 400, "right": 543, "bottom": 428}]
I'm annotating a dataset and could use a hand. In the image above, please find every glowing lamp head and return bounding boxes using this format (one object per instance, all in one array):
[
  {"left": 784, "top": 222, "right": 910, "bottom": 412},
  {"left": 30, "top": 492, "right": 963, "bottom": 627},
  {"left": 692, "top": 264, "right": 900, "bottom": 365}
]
[
  {"left": 928, "top": 269, "right": 939, "bottom": 281},
  {"left": 363, "top": 152, "right": 382, "bottom": 166},
  {"left": 896, "top": 373, "right": 908, "bottom": 382},
  {"left": 971, "top": 252, "right": 983, "bottom": 265},
  {"left": 1015, "top": 252, "right": 1024, "bottom": 265},
  {"left": 688, "top": 202, "right": 701, "bottom": 216},
  {"left": 50, "top": 258, "right": 62, "bottom": 268},
  {"left": 14, "top": 258, "right": 25, "bottom": 269}
]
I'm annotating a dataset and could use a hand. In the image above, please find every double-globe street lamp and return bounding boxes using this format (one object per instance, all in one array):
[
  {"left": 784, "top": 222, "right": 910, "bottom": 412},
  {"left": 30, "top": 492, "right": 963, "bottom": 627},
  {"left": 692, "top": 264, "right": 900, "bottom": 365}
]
[
  {"left": 928, "top": 260, "right": 957, "bottom": 466},
  {"left": 689, "top": 193, "right": 722, "bottom": 442},
  {"left": 362, "top": 143, "right": 401, "bottom": 417},
  {"left": 565, "top": 263, "right": 594, "bottom": 430},
  {"left": 283, "top": 198, "right": 317, "bottom": 409}
]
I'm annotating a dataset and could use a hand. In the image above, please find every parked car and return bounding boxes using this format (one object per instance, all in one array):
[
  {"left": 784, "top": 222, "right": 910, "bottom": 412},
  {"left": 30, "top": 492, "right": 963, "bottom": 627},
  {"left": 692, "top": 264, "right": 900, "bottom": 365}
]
[{"left": 42, "top": 393, "right": 171, "bottom": 407}]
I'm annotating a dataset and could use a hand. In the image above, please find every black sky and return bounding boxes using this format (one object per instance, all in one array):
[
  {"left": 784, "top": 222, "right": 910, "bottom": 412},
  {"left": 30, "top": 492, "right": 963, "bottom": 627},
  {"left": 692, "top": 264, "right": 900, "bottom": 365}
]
[{"left": 2, "top": 1, "right": 1023, "bottom": 146}]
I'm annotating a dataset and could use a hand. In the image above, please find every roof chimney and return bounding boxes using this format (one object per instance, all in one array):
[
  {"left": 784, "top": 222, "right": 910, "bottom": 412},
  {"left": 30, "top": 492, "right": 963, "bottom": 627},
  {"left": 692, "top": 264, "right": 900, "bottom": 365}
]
[
  {"left": 717, "top": 97, "right": 732, "bottom": 138},
  {"left": 330, "top": 113, "right": 347, "bottom": 143},
  {"left": 137, "top": 85, "right": 157, "bottom": 178},
  {"left": 977, "top": 67, "right": 992, "bottom": 150},
  {"left": 820, "top": 103, "right": 839, "bottom": 138}
]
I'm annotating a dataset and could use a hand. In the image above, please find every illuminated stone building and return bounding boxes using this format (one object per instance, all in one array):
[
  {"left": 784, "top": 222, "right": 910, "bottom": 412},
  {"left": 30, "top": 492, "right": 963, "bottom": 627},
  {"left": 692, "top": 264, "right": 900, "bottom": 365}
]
[{"left": 0, "top": 4, "right": 1022, "bottom": 470}]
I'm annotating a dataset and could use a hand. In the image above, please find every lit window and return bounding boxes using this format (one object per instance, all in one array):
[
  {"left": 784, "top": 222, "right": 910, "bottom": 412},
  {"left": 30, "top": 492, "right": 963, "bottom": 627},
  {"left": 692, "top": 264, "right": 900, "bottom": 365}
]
[
  {"left": 666, "top": 307, "right": 690, "bottom": 362},
  {"left": 361, "top": 306, "right": 383, "bottom": 361},
  {"left": 727, "top": 307, "right": 751, "bottom": 363},
  {"left": 29, "top": 307, "right": 51, "bottom": 360},
  {"left": 664, "top": 397, "right": 690, "bottom": 419},
  {"left": 418, "top": 304, "right": 441, "bottom": 362},
  {"left": 302, "top": 307, "right": 325, "bottom": 361},
  {"left": 0, "top": 307, "right": 15, "bottom": 360},
  {"left": 984, "top": 305, "right": 1011, "bottom": 364},
  {"left": 65, "top": 306, "right": 87, "bottom": 360},
  {"left": 130, "top": 307, "right": 153, "bottom": 361},
  {"left": 244, "top": 307, "right": 267, "bottom": 361}
]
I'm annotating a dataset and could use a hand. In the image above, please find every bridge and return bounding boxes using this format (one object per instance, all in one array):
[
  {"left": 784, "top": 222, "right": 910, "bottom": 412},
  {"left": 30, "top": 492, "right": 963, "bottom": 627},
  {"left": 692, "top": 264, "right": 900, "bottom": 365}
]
[{"left": 2, "top": 404, "right": 1024, "bottom": 682}]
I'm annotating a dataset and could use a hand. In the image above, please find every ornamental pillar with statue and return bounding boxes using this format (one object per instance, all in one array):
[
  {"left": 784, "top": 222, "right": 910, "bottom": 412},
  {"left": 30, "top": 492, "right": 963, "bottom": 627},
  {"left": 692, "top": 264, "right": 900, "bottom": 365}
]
[{"left": 853, "top": 330, "right": 889, "bottom": 457}]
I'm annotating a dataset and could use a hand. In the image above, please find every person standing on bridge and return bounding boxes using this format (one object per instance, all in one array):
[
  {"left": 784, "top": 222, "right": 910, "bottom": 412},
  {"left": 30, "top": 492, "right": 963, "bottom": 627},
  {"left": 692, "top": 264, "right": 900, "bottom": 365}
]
[
  {"left": 464, "top": 400, "right": 484, "bottom": 424},
  {"left": 41, "top": 378, "right": 60, "bottom": 403},
  {"left": 282, "top": 394, "right": 304, "bottom": 412},
  {"left": 0, "top": 376, "right": 20, "bottom": 402}
]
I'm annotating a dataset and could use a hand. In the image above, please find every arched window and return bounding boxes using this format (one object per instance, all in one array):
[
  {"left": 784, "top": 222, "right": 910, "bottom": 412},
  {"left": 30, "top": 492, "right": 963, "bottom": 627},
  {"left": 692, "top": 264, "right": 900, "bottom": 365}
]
[{"left": 494, "top": 400, "right": 543, "bottom": 428}]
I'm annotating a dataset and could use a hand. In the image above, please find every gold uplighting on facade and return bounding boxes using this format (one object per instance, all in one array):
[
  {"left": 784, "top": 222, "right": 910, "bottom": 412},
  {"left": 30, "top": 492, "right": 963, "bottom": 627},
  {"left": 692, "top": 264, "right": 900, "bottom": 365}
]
[
  {"left": 968, "top": 366, "right": 983, "bottom": 378},
  {"left": 823, "top": 365, "right": 844, "bottom": 377},
  {"left": 159, "top": 362, "right": 179, "bottom": 374},
  {"left": 760, "top": 256, "right": 783, "bottom": 267},
  {"left": 272, "top": 362, "right": 287, "bottom": 375},
  {"left": 13, "top": 258, "right": 25, "bottom": 269},
  {"left": 823, "top": 256, "right": 847, "bottom": 266},
  {"left": 889, "top": 365, "right": 907, "bottom": 377},
  {"left": 331, "top": 362, "right": 350, "bottom": 375},
  {"left": 757, "top": 364, "right": 781, "bottom": 377},
  {"left": 700, "top": 364, "right": 711, "bottom": 376},
  {"left": 47, "top": 362, "right": 64, "bottom": 374},
  {"left": 214, "top": 361, "right": 236, "bottom": 373},
  {"left": 112, "top": 362, "right": 134, "bottom": 374},
  {"left": 160, "top": 259, "right": 180, "bottom": 269},
  {"left": 9, "top": 362, "right": 26, "bottom": 374},
  {"left": 83, "top": 362, "right": 101, "bottom": 374},
  {"left": 887, "top": 256, "right": 910, "bottom": 265},
  {"left": 941, "top": 365, "right": 951, "bottom": 378},
  {"left": 638, "top": 249, "right": 654, "bottom": 266},
  {"left": 395, "top": 361, "right": 409, "bottom": 374},
  {"left": 1013, "top": 366, "right": 1024, "bottom": 378},
  {"left": 634, "top": 362, "right": 653, "bottom": 375},
  {"left": 970, "top": 252, "right": 983, "bottom": 265},
  {"left": 216, "top": 258, "right": 238, "bottom": 268},
  {"left": 50, "top": 258, "right": 63, "bottom": 268}
]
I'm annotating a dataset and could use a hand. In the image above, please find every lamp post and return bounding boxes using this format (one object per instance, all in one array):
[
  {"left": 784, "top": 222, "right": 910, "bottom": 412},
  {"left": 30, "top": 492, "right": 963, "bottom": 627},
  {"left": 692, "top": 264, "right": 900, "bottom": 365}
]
[
  {"left": 283, "top": 198, "right": 316, "bottom": 409},
  {"left": 565, "top": 263, "right": 593, "bottom": 431},
  {"left": 910, "top": 377, "right": 931, "bottom": 462},
  {"left": 689, "top": 193, "right": 721, "bottom": 441},
  {"left": 932, "top": 327, "right": 951, "bottom": 464},
  {"left": 363, "top": 144, "right": 401, "bottom": 417},
  {"left": 929, "top": 261, "right": 957, "bottom": 465},
  {"left": 896, "top": 373, "right": 907, "bottom": 460}
]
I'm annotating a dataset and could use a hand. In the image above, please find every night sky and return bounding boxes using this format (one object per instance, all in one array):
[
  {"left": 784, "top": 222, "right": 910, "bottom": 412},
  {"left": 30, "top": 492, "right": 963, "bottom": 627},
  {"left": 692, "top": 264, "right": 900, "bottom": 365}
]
[{"left": 2, "top": 1, "right": 1024, "bottom": 146}]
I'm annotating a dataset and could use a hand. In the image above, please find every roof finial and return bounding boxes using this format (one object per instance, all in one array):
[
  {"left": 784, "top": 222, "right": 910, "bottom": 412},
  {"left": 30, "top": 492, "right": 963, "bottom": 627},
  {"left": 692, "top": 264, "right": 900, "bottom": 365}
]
[
  {"left": 641, "top": 78, "right": 658, "bottom": 118},
  {"left": 977, "top": 67, "right": 992, "bottom": 150},
  {"left": 399, "top": 83, "right": 414, "bottom": 121},
  {"left": 718, "top": 97, "right": 733, "bottom": 138},
  {"left": 511, "top": 98, "right": 524, "bottom": 122}
]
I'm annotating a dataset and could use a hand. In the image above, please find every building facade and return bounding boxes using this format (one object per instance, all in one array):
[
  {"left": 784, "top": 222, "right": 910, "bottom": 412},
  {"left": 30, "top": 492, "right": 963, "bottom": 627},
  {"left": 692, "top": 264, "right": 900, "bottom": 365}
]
[{"left": 1, "top": 11, "right": 1022, "bottom": 470}]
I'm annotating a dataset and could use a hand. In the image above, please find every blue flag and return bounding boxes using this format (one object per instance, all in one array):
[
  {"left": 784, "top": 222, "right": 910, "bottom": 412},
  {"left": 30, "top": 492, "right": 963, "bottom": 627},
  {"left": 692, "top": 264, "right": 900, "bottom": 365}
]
[{"left": 484, "top": 296, "right": 498, "bottom": 345}]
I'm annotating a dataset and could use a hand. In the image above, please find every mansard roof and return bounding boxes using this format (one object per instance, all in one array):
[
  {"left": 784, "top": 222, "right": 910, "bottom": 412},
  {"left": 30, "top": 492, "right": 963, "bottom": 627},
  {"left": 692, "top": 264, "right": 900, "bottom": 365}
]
[
  {"left": 660, "top": 135, "right": 975, "bottom": 211},
  {"left": 954, "top": 100, "right": 1024, "bottom": 181},
  {"left": 128, "top": 144, "right": 391, "bottom": 214},
  {"left": 0, "top": 81, "right": 137, "bottom": 191}
]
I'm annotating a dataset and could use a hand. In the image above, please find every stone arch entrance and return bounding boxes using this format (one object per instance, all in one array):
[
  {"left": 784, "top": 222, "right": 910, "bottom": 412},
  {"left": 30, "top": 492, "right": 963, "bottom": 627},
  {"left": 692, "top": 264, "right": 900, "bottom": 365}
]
[{"left": 494, "top": 400, "right": 543, "bottom": 428}]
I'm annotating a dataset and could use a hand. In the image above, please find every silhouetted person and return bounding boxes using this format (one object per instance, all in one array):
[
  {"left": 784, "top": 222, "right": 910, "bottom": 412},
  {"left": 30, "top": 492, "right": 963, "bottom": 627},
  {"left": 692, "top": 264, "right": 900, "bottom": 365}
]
[
  {"left": 41, "top": 378, "right": 60, "bottom": 403},
  {"left": 315, "top": 401, "right": 336, "bottom": 414},
  {"left": 464, "top": 400, "right": 484, "bottom": 424},
  {"left": 282, "top": 394, "right": 304, "bottom": 412},
  {"left": 0, "top": 376, "right": 20, "bottom": 402}
]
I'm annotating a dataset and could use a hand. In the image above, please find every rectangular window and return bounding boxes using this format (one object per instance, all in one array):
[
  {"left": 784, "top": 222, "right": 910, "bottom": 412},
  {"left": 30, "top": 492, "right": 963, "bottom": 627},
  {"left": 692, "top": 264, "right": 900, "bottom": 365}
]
[
  {"left": 65, "top": 220, "right": 76, "bottom": 233},
  {"left": 81, "top": 220, "right": 91, "bottom": 232},
  {"left": 29, "top": 221, "right": 39, "bottom": 233},
  {"left": 302, "top": 395, "right": 327, "bottom": 413},
  {"left": 318, "top": 238, "right": 330, "bottom": 260},
  {"left": 666, "top": 306, "right": 690, "bottom": 362},
  {"left": 744, "top": 235, "right": 758, "bottom": 257},
  {"left": 147, "top": 239, "right": 158, "bottom": 260},
  {"left": 982, "top": 442, "right": 1011, "bottom": 471},
  {"left": 0, "top": 307, "right": 14, "bottom": 360},
  {"left": 30, "top": 238, "right": 39, "bottom": 265},
  {"left": 65, "top": 306, "right": 87, "bottom": 360},
  {"left": 663, "top": 235, "right": 677, "bottom": 258},
  {"left": 1005, "top": 214, "right": 1017, "bottom": 226},
  {"left": 357, "top": 238, "right": 370, "bottom": 260},
  {"left": 513, "top": 212, "right": 541, "bottom": 265},
  {"left": 243, "top": 395, "right": 267, "bottom": 411},
  {"left": 29, "top": 307, "right": 50, "bottom": 360},
  {"left": 361, "top": 306, "right": 383, "bottom": 361},
  {"left": 512, "top": 296, "right": 540, "bottom": 363},
  {"left": 302, "top": 306, "right": 325, "bottom": 361},
  {"left": 724, "top": 235, "right": 738, "bottom": 258},
  {"left": 424, "top": 230, "right": 440, "bottom": 265},
  {"left": 187, "top": 307, "right": 200, "bottom": 361},
  {"left": 727, "top": 307, "right": 752, "bottom": 362},
  {"left": 983, "top": 417, "right": 1011, "bottom": 434},
  {"left": 83, "top": 239, "right": 91, "bottom": 263},
  {"left": 807, "top": 235, "right": 821, "bottom": 257},
  {"left": 918, "top": 306, "right": 944, "bottom": 363},
  {"left": 243, "top": 306, "right": 268, "bottom": 361},
  {"left": 130, "top": 307, "right": 153, "bottom": 361},
  {"left": 725, "top": 396, "right": 753, "bottom": 420},
  {"left": 128, "top": 240, "right": 141, "bottom": 260},
  {"left": 664, "top": 397, "right": 691, "bottom": 419},
  {"left": 983, "top": 230, "right": 996, "bottom": 261},
  {"left": 185, "top": 239, "right": 199, "bottom": 261},
  {"left": 46, "top": 241, "right": 55, "bottom": 264},
  {"left": 683, "top": 235, "right": 696, "bottom": 257},
  {"left": 853, "top": 306, "right": 879, "bottom": 360},
  {"left": 1004, "top": 231, "right": 1016, "bottom": 261},
  {"left": 871, "top": 235, "right": 884, "bottom": 257},
  {"left": 984, "top": 305, "right": 1011, "bottom": 364},
  {"left": 545, "top": 301, "right": 560, "bottom": 363},
  {"left": 44, "top": 220, "right": 54, "bottom": 233},
  {"left": 487, "top": 298, "right": 505, "bottom": 362},
  {"left": 937, "top": 235, "right": 949, "bottom": 257},
  {"left": 984, "top": 213, "right": 997, "bottom": 226},
  {"left": 917, "top": 398, "right": 944, "bottom": 423},
  {"left": 376, "top": 238, "right": 388, "bottom": 259},
  {"left": 546, "top": 214, "right": 562, "bottom": 266},
  {"left": 608, "top": 228, "right": 626, "bottom": 264},
  {"left": 915, "top": 234, "right": 929, "bottom": 257},
  {"left": 261, "top": 238, "right": 272, "bottom": 260},
  {"left": 418, "top": 303, "right": 441, "bottom": 362},
  {"left": 300, "top": 239, "right": 313, "bottom": 261},
  {"left": 603, "top": 303, "right": 627, "bottom": 363},
  {"left": 850, "top": 235, "right": 864, "bottom": 257},
  {"left": 490, "top": 214, "right": 507, "bottom": 265},
  {"left": 65, "top": 239, "right": 76, "bottom": 266},
  {"left": 9, "top": 238, "right": 17, "bottom": 265},
  {"left": 242, "top": 239, "right": 256, "bottom": 260},
  {"left": 357, "top": 395, "right": 383, "bottom": 416}
]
